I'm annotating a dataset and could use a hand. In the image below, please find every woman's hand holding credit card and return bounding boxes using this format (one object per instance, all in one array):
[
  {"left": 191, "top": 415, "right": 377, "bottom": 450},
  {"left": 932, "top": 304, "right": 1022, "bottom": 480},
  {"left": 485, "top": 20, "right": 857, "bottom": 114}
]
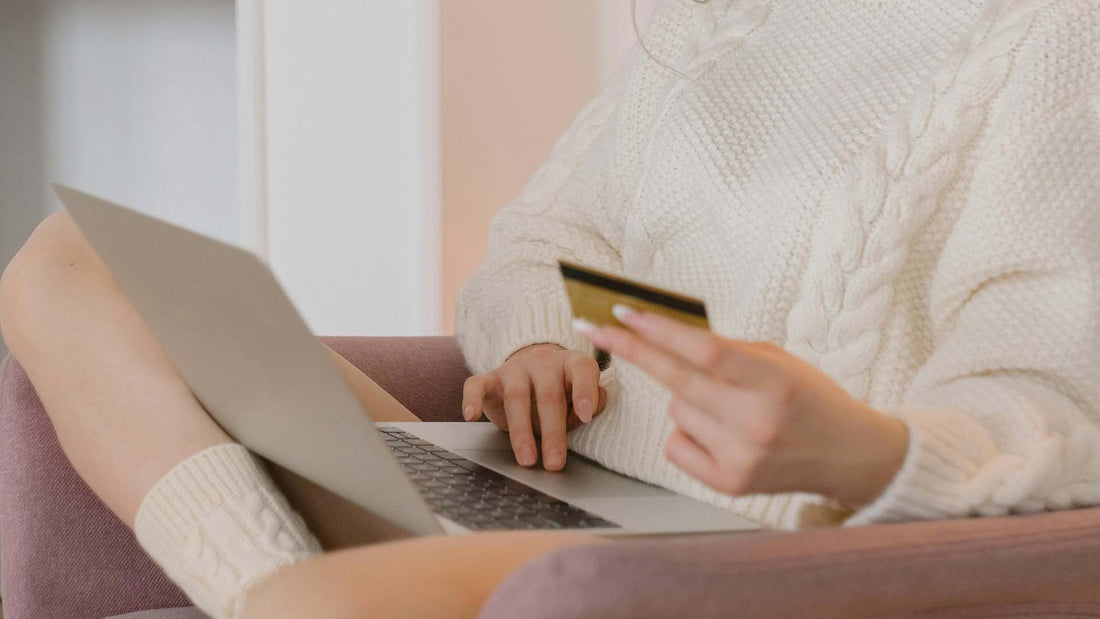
[{"left": 566, "top": 261, "right": 909, "bottom": 510}]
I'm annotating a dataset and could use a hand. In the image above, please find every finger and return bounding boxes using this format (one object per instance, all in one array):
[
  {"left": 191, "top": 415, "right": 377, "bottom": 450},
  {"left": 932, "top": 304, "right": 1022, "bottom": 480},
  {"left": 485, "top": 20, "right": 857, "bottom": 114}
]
[
  {"left": 565, "top": 385, "right": 608, "bottom": 431},
  {"left": 563, "top": 354, "right": 600, "bottom": 423},
  {"left": 461, "top": 373, "right": 492, "bottom": 422},
  {"left": 498, "top": 366, "right": 538, "bottom": 467},
  {"left": 480, "top": 379, "right": 511, "bottom": 431},
  {"left": 583, "top": 325, "right": 729, "bottom": 412},
  {"left": 664, "top": 429, "right": 723, "bottom": 489},
  {"left": 531, "top": 366, "right": 569, "bottom": 471},
  {"left": 612, "top": 306, "right": 776, "bottom": 385},
  {"left": 667, "top": 397, "right": 734, "bottom": 458},
  {"left": 464, "top": 372, "right": 512, "bottom": 430}
]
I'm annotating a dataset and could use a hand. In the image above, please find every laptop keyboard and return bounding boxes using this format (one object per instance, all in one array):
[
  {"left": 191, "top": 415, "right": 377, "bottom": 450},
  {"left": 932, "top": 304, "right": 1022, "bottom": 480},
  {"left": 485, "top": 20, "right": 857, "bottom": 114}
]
[{"left": 380, "top": 428, "right": 620, "bottom": 531}]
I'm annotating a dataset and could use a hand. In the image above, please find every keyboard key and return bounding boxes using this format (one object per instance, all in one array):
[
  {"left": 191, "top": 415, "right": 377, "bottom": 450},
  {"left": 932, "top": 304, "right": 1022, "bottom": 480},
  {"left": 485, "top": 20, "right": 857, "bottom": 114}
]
[{"left": 393, "top": 434, "right": 620, "bottom": 531}]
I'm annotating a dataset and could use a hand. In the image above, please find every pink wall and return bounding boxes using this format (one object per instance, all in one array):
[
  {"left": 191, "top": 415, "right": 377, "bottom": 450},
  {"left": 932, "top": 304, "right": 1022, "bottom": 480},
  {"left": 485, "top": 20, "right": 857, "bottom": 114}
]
[{"left": 440, "top": 1, "right": 654, "bottom": 333}]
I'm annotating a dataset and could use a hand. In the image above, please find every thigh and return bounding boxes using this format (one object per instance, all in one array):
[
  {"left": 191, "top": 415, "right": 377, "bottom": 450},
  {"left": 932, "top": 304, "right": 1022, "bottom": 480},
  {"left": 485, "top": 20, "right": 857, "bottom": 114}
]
[
  {"left": 241, "top": 530, "right": 605, "bottom": 619},
  {"left": 265, "top": 460, "right": 417, "bottom": 549},
  {"left": 2, "top": 213, "right": 233, "bottom": 524},
  {"left": 270, "top": 345, "right": 424, "bottom": 548}
]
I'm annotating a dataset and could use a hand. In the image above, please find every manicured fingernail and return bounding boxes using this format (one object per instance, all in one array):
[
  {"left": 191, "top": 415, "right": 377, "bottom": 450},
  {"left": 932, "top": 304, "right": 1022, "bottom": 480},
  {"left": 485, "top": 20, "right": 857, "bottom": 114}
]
[
  {"left": 571, "top": 318, "right": 597, "bottom": 333},
  {"left": 545, "top": 448, "right": 564, "bottom": 469},
  {"left": 611, "top": 304, "right": 639, "bottom": 325},
  {"left": 462, "top": 405, "right": 474, "bottom": 421},
  {"left": 520, "top": 444, "right": 537, "bottom": 466},
  {"left": 574, "top": 318, "right": 612, "bottom": 348},
  {"left": 576, "top": 397, "right": 594, "bottom": 423}
]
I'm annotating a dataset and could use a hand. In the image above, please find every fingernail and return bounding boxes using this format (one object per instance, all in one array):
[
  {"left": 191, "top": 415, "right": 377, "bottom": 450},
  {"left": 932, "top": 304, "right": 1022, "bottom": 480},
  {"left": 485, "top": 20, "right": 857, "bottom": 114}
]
[
  {"left": 611, "top": 304, "right": 639, "bottom": 325},
  {"left": 574, "top": 318, "right": 612, "bottom": 348},
  {"left": 462, "top": 405, "right": 474, "bottom": 421},
  {"left": 520, "top": 444, "right": 537, "bottom": 467},
  {"left": 576, "top": 397, "right": 594, "bottom": 423},
  {"left": 571, "top": 318, "right": 597, "bottom": 333},
  {"left": 545, "top": 448, "right": 564, "bottom": 469}
]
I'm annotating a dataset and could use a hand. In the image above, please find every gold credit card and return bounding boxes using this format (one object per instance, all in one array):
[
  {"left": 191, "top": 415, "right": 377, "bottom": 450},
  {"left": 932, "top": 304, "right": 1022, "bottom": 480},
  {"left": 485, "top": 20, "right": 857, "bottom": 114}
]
[{"left": 559, "top": 261, "right": 710, "bottom": 330}]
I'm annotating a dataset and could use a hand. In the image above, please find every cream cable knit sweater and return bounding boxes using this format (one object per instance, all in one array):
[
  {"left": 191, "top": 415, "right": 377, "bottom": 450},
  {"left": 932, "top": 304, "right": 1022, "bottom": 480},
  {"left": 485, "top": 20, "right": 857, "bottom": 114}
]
[{"left": 456, "top": 0, "right": 1100, "bottom": 529}]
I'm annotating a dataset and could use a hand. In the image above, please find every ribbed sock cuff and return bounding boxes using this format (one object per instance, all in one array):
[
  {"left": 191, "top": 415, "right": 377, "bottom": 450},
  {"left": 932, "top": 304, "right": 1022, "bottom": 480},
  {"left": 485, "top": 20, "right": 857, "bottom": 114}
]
[{"left": 135, "top": 443, "right": 323, "bottom": 619}]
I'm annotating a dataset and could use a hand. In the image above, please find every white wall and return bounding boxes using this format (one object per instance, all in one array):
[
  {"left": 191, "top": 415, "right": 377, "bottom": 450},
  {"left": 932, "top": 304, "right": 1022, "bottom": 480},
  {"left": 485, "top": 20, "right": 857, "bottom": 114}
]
[
  {"left": 258, "top": 1, "right": 441, "bottom": 336},
  {"left": 0, "top": 0, "right": 237, "bottom": 358},
  {"left": 42, "top": 0, "right": 237, "bottom": 241},
  {"left": 2, "top": 0, "right": 442, "bottom": 360}
]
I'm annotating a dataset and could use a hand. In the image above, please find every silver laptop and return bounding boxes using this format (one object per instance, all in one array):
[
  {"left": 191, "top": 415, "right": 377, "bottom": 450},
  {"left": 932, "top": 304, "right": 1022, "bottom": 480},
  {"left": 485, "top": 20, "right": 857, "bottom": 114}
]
[{"left": 56, "top": 184, "right": 760, "bottom": 537}]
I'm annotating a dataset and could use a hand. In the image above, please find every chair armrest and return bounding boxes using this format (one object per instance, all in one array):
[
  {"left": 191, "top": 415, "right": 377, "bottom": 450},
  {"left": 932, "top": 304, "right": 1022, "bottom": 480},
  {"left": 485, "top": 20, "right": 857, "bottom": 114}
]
[
  {"left": 105, "top": 610, "right": 207, "bottom": 619},
  {"left": 321, "top": 336, "right": 469, "bottom": 422},
  {"left": 0, "top": 355, "right": 189, "bottom": 619},
  {"left": 481, "top": 507, "right": 1100, "bottom": 618},
  {"left": 0, "top": 336, "right": 470, "bottom": 619}
]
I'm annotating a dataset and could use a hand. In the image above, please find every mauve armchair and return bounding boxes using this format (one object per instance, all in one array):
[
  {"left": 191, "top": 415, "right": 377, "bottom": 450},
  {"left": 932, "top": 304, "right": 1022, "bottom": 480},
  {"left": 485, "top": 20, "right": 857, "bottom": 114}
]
[{"left": 2, "top": 336, "right": 1100, "bottom": 618}]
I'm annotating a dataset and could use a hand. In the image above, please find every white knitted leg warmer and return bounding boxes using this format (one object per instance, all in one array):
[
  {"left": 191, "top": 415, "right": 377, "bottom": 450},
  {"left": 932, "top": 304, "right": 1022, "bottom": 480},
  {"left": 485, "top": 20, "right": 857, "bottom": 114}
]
[{"left": 134, "top": 443, "right": 323, "bottom": 619}]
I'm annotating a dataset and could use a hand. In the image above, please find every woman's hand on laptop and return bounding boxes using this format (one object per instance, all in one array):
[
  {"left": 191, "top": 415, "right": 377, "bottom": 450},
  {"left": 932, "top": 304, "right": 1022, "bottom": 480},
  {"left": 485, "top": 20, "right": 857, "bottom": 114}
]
[
  {"left": 575, "top": 306, "right": 909, "bottom": 510},
  {"left": 462, "top": 344, "right": 607, "bottom": 472}
]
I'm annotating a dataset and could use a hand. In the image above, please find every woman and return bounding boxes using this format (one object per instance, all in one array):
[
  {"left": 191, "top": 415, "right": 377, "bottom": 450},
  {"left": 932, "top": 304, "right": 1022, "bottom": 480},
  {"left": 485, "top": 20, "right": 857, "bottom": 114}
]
[{"left": 2, "top": 0, "right": 1098, "bottom": 617}]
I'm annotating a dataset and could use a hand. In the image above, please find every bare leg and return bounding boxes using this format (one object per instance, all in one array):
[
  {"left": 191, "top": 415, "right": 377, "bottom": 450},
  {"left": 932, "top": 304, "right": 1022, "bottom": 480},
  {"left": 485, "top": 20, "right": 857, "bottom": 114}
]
[
  {"left": 0, "top": 212, "right": 602, "bottom": 617},
  {"left": 0, "top": 212, "right": 416, "bottom": 529},
  {"left": 242, "top": 531, "right": 604, "bottom": 619},
  {"left": 0, "top": 212, "right": 234, "bottom": 525}
]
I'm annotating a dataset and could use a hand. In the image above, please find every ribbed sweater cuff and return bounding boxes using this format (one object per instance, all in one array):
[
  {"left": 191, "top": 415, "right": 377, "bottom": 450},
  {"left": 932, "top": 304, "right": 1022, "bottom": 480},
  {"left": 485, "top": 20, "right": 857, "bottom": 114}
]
[
  {"left": 845, "top": 407, "right": 997, "bottom": 526},
  {"left": 135, "top": 443, "right": 322, "bottom": 619},
  {"left": 461, "top": 296, "right": 596, "bottom": 375}
]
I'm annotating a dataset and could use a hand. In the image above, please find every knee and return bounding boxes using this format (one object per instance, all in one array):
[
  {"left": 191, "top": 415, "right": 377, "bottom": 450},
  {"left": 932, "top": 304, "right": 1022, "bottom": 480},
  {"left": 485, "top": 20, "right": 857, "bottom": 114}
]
[{"left": 0, "top": 212, "right": 95, "bottom": 348}]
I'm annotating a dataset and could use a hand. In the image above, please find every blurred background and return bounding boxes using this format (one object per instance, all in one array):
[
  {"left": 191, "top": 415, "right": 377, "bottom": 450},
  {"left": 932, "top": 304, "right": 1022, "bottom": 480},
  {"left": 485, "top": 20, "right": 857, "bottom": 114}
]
[{"left": 0, "top": 0, "right": 658, "bottom": 359}]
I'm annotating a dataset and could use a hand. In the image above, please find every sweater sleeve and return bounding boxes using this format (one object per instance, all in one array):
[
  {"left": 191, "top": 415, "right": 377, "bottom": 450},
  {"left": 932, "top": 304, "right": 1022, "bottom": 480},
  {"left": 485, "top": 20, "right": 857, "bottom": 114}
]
[
  {"left": 848, "top": 90, "right": 1100, "bottom": 525},
  {"left": 453, "top": 77, "right": 626, "bottom": 374},
  {"left": 454, "top": 2, "right": 695, "bottom": 375}
]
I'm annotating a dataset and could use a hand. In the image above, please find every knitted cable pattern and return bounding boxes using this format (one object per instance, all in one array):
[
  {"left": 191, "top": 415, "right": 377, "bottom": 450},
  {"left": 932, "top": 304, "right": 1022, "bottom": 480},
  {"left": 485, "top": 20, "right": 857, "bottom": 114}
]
[
  {"left": 783, "top": 0, "right": 1051, "bottom": 400},
  {"left": 135, "top": 443, "right": 322, "bottom": 619},
  {"left": 459, "top": 0, "right": 1100, "bottom": 528},
  {"left": 680, "top": 0, "right": 773, "bottom": 77}
]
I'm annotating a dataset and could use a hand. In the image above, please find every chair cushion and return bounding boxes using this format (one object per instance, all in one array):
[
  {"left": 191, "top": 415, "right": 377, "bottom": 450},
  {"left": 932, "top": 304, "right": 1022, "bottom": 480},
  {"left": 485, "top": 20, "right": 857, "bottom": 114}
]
[
  {"left": 0, "top": 356, "right": 189, "bottom": 619},
  {"left": 480, "top": 507, "right": 1100, "bottom": 618},
  {"left": 104, "top": 608, "right": 205, "bottom": 619}
]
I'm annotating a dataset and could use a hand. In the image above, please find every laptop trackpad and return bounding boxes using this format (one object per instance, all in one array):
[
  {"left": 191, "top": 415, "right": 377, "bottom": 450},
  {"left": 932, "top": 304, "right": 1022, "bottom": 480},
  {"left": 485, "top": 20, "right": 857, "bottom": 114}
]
[{"left": 455, "top": 449, "right": 670, "bottom": 499}]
